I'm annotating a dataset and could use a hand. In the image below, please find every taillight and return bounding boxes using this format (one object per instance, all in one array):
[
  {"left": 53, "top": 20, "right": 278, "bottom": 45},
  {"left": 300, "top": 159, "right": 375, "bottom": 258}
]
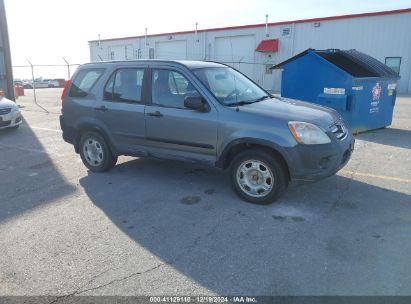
[{"left": 61, "top": 80, "right": 71, "bottom": 114}]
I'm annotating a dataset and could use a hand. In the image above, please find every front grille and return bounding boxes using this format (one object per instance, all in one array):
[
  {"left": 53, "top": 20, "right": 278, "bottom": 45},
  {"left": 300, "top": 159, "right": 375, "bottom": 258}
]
[
  {"left": 0, "top": 108, "right": 11, "bottom": 115},
  {"left": 0, "top": 120, "right": 11, "bottom": 127},
  {"left": 330, "top": 121, "right": 347, "bottom": 141}
]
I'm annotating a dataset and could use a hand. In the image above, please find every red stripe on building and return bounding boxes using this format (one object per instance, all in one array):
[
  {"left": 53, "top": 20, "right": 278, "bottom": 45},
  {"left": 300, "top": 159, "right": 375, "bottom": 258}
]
[{"left": 89, "top": 8, "right": 411, "bottom": 43}]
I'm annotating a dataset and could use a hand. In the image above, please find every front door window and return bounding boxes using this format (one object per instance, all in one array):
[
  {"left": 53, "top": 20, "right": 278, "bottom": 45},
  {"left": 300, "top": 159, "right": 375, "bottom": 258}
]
[{"left": 151, "top": 69, "right": 201, "bottom": 109}]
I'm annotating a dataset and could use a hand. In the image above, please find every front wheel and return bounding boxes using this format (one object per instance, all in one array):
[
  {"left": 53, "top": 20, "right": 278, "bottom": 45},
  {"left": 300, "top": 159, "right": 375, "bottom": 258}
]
[
  {"left": 230, "top": 149, "right": 288, "bottom": 205},
  {"left": 79, "top": 132, "right": 117, "bottom": 172}
]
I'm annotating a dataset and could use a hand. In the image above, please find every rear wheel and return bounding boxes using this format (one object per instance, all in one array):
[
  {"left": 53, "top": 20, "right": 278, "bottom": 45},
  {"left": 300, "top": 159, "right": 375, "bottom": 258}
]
[
  {"left": 230, "top": 149, "right": 288, "bottom": 204},
  {"left": 79, "top": 131, "right": 117, "bottom": 172}
]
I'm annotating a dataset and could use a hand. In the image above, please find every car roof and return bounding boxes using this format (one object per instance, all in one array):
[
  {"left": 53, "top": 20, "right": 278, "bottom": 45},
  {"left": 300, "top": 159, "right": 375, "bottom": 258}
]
[{"left": 80, "top": 60, "right": 226, "bottom": 70}]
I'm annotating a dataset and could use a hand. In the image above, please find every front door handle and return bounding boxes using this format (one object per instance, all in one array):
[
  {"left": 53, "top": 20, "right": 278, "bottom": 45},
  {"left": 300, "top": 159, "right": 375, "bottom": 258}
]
[
  {"left": 94, "top": 105, "right": 108, "bottom": 112},
  {"left": 147, "top": 111, "right": 163, "bottom": 118}
]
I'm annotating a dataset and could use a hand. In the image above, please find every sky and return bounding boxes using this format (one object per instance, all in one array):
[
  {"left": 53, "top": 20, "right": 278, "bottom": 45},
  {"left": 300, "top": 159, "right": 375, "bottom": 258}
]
[{"left": 5, "top": 0, "right": 411, "bottom": 79}]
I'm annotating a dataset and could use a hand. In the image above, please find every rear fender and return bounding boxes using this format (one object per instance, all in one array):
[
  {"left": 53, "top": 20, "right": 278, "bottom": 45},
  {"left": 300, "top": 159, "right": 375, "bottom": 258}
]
[{"left": 74, "top": 118, "right": 117, "bottom": 155}]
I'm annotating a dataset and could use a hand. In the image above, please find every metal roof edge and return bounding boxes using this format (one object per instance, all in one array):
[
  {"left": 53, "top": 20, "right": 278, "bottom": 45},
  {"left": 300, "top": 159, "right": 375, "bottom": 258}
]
[{"left": 89, "top": 8, "right": 411, "bottom": 43}]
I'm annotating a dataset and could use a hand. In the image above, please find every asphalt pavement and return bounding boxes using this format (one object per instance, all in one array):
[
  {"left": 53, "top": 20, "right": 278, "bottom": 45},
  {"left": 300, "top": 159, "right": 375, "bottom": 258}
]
[{"left": 0, "top": 89, "right": 410, "bottom": 296}]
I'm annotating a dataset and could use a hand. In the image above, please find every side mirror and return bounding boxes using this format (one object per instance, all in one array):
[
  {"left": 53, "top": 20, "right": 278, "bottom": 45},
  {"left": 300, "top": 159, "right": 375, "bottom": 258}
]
[{"left": 184, "top": 96, "right": 209, "bottom": 112}]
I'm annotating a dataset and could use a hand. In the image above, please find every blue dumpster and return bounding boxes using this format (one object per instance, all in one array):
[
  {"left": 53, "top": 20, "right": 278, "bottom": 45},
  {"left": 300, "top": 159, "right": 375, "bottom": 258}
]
[{"left": 272, "top": 49, "right": 400, "bottom": 133}]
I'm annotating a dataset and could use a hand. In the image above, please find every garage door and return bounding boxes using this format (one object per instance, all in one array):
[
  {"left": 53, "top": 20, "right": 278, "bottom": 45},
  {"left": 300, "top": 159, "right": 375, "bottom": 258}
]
[
  {"left": 155, "top": 41, "right": 187, "bottom": 60},
  {"left": 214, "top": 35, "right": 256, "bottom": 81}
]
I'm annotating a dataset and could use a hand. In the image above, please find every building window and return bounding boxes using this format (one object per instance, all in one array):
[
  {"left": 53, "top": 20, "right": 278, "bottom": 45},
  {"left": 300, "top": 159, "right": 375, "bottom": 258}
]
[
  {"left": 136, "top": 49, "right": 142, "bottom": 59},
  {"left": 282, "top": 27, "right": 291, "bottom": 36},
  {"left": 149, "top": 48, "right": 155, "bottom": 59},
  {"left": 385, "top": 57, "right": 401, "bottom": 75},
  {"left": 265, "top": 64, "right": 273, "bottom": 75},
  {"left": 110, "top": 51, "right": 115, "bottom": 60}
]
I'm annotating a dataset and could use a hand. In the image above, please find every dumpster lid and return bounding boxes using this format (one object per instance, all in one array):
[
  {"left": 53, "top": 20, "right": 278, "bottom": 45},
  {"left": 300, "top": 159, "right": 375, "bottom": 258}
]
[{"left": 271, "top": 49, "right": 400, "bottom": 79}]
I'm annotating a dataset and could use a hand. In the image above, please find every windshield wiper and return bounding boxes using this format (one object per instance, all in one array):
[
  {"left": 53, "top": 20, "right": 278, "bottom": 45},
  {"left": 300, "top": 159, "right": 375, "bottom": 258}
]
[
  {"left": 227, "top": 100, "right": 255, "bottom": 107},
  {"left": 228, "top": 95, "right": 271, "bottom": 107},
  {"left": 252, "top": 95, "right": 271, "bottom": 103}
]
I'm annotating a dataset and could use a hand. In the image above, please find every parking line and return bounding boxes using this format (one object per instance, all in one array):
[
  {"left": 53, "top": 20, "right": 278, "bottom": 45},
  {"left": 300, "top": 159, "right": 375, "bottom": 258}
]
[{"left": 341, "top": 170, "right": 411, "bottom": 184}]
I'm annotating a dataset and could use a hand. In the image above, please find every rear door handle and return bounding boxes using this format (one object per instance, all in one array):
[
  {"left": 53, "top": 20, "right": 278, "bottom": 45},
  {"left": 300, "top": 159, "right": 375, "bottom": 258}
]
[
  {"left": 147, "top": 111, "right": 163, "bottom": 118},
  {"left": 94, "top": 106, "right": 108, "bottom": 112}
]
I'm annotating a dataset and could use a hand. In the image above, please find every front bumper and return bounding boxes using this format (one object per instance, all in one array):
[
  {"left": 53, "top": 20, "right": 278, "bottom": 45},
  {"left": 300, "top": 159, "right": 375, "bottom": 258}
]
[
  {"left": 0, "top": 110, "right": 22, "bottom": 129},
  {"left": 286, "top": 132, "right": 355, "bottom": 182}
]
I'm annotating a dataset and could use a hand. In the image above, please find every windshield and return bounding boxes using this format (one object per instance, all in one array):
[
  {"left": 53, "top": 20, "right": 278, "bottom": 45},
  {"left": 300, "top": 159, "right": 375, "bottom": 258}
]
[{"left": 193, "top": 67, "right": 269, "bottom": 106}]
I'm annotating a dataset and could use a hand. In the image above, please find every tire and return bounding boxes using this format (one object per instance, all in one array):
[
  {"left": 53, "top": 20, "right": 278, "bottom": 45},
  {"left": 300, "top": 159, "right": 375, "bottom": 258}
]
[
  {"left": 79, "top": 131, "right": 117, "bottom": 172},
  {"left": 230, "top": 149, "right": 288, "bottom": 205}
]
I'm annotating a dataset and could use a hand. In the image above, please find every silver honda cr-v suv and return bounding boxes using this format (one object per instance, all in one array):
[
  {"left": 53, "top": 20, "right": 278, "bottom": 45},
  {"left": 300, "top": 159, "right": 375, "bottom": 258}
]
[{"left": 60, "top": 60, "right": 354, "bottom": 204}]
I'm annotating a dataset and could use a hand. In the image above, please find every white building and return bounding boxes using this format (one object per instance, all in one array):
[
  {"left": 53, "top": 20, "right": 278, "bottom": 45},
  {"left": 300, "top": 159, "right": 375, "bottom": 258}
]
[{"left": 89, "top": 8, "right": 411, "bottom": 94}]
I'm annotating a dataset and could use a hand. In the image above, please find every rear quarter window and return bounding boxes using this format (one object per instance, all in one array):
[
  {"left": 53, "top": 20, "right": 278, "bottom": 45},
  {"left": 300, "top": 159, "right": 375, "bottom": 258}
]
[{"left": 69, "top": 68, "right": 105, "bottom": 97}]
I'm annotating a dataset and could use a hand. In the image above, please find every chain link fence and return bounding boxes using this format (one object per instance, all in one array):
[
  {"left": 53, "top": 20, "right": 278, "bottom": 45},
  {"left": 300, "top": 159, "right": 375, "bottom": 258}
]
[
  {"left": 12, "top": 60, "right": 82, "bottom": 113},
  {"left": 12, "top": 60, "right": 81, "bottom": 111}
]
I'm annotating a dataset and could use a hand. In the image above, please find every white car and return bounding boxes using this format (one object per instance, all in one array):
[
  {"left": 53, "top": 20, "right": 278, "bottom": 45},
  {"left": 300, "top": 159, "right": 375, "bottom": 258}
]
[
  {"left": 32, "top": 80, "right": 49, "bottom": 89},
  {"left": 0, "top": 97, "right": 22, "bottom": 129},
  {"left": 47, "top": 79, "right": 60, "bottom": 88}
]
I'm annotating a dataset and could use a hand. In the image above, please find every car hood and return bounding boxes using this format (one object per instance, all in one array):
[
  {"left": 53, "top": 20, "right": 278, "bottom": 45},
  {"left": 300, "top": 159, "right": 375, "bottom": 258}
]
[
  {"left": 239, "top": 97, "right": 338, "bottom": 129},
  {"left": 0, "top": 97, "right": 18, "bottom": 109}
]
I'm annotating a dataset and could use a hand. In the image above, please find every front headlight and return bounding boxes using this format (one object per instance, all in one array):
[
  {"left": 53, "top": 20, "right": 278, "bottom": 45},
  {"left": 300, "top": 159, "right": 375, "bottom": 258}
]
[{"left": 288, "top": 121, "right": 331, "bottom": 144}]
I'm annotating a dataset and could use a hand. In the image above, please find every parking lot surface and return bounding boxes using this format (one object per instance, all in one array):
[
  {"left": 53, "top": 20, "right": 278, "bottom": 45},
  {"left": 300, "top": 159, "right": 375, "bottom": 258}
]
[{"left": 0, "top": 89, "right": 410, "bottom": 296}]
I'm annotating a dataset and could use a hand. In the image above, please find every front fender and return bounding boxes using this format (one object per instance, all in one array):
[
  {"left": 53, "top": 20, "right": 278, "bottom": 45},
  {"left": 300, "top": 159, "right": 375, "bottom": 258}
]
[{"left": 216, "top": 131, "right": 296, "bottom": 171}]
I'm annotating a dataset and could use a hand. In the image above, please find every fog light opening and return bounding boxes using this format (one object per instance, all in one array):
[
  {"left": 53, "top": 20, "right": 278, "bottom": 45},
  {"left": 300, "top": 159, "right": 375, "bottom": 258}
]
[{"left": 319, "top": 157, "right": 330, "bottom": 169}]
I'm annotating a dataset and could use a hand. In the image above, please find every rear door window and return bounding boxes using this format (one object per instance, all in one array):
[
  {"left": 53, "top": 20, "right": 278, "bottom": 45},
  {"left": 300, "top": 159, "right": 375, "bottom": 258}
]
[
  {"left": 69, "top": 68, "right": 105, "bottom": 97},
  {"left": 104, "top": 68, "right": 144, "bottom": 103}
]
